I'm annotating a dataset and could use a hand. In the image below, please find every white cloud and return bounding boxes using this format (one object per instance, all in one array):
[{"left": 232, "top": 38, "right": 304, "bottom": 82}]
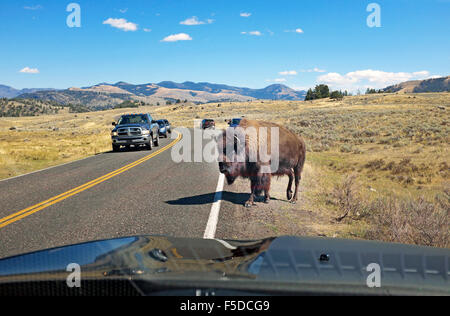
[
  {"left": 24, "top": 5, "right": 43, "bottom": 10},
  {"left": 20, "top": 67, "right": 39, "bottom": 74},
  {"left": 301, "top": 67, "right": 326, "bottom": 73},
  {"left": 267, "top": 78, "right": 287, "bottom": 83},
  {"left": 249, "top": 31, "right": 261, "bottom": 36},
  {"left": 103, "top": 18, "right": 138, "bottom": 31},
  {"left": 312, "top": 67, "right": 326, "bottom": 73},
  {"left": 317, "top": 69, "right": 433, "bottom": 91},
  {"left": 161, "top": 33, "right": 192, "bottom": 42},
  {"left": 240, "top": 12, "right": 251, "bottom": 17},
  {"left": 412, "top": 71, "right": 430, "bottom": 77},
  {"left": 241, "top": 31, "right": 262, "bottom": 36},
  {"left": 180, "top": 16, "right": 213, "bottom": 25},
  {"left": 119, "top": 8, "right": 128, "bottom": 14},
  {"left": 279, "top": 70, "right": 298, "bottom": 76},
  {"left": 180, "top": 16, "right": 203, "bottom": 25},
  {"left": 285, "top": 28, "right": 304, "bottom": 34},
  {"left": 143, "top": 28, "right": 151, "bottom": 32}
]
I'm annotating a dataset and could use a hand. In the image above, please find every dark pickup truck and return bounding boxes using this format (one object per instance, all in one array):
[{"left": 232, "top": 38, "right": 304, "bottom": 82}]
[{"left": 111, "top": 113, "right": 160, "bottom": 151}]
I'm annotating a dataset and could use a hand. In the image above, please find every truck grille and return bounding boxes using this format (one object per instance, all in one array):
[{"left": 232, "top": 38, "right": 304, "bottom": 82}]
[{"left": 117, "top": 127, "right": 142, "bottom": 137}]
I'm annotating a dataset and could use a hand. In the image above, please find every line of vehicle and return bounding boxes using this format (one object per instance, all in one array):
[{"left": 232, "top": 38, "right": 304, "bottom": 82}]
[
  {"left": 0, "top": 132, "right": 182, "bottom": 229},
  {"left": 203, "top": 173, "right": 225, "bottom": 239}
]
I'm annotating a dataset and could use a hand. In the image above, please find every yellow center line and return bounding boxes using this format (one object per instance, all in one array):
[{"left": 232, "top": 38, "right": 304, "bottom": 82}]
[{"left": 0, "top": 132, "right": 182, "bottom": 229}]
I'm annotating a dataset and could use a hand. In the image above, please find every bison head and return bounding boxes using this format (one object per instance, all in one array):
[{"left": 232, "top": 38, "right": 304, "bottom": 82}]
[{"left": 218, "top": 128, "right": 246, "bottom": 185}]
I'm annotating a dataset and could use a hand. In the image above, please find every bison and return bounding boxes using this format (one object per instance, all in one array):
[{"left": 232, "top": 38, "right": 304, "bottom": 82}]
[{"left": 218, "top": 119, "right": 306, "bottom": 207}]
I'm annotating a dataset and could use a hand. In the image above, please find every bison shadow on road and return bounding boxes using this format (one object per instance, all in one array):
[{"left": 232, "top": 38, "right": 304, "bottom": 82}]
[
  {"left": 165, "top": 191, "right": 250, "bottom": 206},
  {"left": 166, "top": 191, "right": 282, "bottom": 206}
]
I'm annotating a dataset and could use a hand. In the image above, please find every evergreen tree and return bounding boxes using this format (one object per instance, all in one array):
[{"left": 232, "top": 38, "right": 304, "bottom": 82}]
[
  {"left": 330, "top": 90, "right": 344, "bottom": 100},
  {"left": 305, "top": 88, "right": 315, "bottom": 101},
  {"left": 315, "top": 84, "right": 330, "bottom": 98}
]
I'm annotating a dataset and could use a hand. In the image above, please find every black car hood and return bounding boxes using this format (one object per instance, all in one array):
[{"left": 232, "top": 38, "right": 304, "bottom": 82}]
[{"left": 0, "top": 236, "right": 448, "bottom": 295}]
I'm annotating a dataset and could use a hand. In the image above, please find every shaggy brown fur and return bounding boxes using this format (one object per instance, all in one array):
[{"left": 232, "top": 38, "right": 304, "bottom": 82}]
[{"left": 218, "top": 119, "right": 306, "bottom": 207}]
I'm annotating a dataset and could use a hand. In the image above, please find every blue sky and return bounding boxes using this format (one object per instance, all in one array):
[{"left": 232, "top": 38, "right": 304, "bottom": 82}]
[{"left": 0, "top": 0, "right": 449, "bottom": 92}]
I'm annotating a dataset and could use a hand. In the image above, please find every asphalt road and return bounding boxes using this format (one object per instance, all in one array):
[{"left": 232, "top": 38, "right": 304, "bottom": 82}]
[{"left": 0, "top": 129, "right": 246, "bottom": 259}]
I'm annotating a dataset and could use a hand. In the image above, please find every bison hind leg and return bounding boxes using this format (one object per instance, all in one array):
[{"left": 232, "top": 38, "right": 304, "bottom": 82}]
[
  {"left": 262, "top": 174, "right": 271, "bottom": 203},
  {"left": 291, "top": 165, "right": 302, "bottom": 204},
  {"left": 286, "top": 169, "right": 294, "bottom": 201},
  {"left": 287, "top": 190, "right": 293, "bottom": 201}
]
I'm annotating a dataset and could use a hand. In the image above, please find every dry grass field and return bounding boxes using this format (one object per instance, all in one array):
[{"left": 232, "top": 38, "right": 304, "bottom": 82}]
[{"left": 0, "top": 93, "right": 448, "bottom": 247}]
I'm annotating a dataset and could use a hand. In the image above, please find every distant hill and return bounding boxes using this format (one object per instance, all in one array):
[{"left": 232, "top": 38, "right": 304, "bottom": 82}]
[
  {"left": 0, "top": 85, "right": 54, "bottom": 98},
  {"left": 10, "top": 81, "right": 306, "bottom": 109},
  {"left": 0, "top": 98, "right": 66, "bottom": 117},
  {"left": 154, "top": 81, "right": 305, "bottom": 100},
  {"left": 19, "top": 89, "right": 136, "bottom": 111},
  {"left": 382, "top": 76, "right": 450, "bottom": 93}
]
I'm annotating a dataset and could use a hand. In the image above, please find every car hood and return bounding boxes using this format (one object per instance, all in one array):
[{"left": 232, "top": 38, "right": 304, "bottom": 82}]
[
  {"left": 0, "top": 235, "right": 448, "bottom": 295},
  {"left": 113, "top": 124, "right": 149, "bottom": 131}
]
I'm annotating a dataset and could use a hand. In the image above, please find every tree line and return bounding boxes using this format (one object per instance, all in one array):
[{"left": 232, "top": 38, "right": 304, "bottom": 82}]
[
  {"left": 305, "top": 84, "right": 350, "bottom": 101},
  {"left": 304, "top": 84, "right": 391, "bottom": 101}
]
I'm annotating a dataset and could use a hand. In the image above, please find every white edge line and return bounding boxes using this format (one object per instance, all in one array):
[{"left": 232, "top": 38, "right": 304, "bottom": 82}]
[{"left": 203, "top": 173, "right": 225, "bottom": 239}]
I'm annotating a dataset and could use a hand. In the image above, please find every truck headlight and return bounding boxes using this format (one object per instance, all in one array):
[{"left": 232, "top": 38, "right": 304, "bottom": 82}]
[
  {"left": 111, "top": 131, "right": 118, "bottom": 136},
  {"left": 141, "top": 129, "right": 150, "bottom": 135}
]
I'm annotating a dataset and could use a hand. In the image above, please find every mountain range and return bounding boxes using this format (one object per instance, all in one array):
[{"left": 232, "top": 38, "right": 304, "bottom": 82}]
[
  {"left": 0, "top": 85, "right": 55, "bottom": 99},
  {"left": 2, "top": 76, "right": 448, "bottom": 109},
  {"left": 0, "top": 81, "right": 307, "bottom": 109}
]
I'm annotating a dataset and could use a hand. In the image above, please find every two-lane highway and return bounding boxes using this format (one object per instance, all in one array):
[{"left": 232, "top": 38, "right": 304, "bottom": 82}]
[{"left": 0, "top": 130, "right": 236, "bottom": 259}]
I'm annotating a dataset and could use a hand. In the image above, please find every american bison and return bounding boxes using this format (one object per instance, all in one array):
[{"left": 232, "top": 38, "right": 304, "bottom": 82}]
[{"left": 218, "top": 119, "right": 306, "bottom": 207}]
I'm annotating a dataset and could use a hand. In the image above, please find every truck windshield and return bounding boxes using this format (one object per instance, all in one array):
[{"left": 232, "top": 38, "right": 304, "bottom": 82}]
[{"left": 118, "top": 115, "right": 148, "bottom": 125}]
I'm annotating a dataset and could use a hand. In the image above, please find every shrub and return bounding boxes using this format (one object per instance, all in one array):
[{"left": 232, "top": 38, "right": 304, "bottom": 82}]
[
  {"left": 332, "top": 174, "right": 363, "bottom": 221},
  {"left": 365, "top": 193, "right": 449, "bottom": 248},
  {"left": 364, "top": 159, "right": 385, "bottom": 170},
  {"left": 113, "top": 100, "right": 139, "bottom": 109},
  {"left": 332, "top": 176, "right": 449, "bottom": 248},
  {"left": 339, "top": 144, "right": 353, "bottom": 153}
]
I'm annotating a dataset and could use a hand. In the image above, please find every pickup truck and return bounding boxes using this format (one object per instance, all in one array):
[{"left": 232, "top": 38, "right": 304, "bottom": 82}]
[
  {"left": 201, "top": 119, "right": 215, "bottom": 129},
  {"left": 228, "top": 118, "right": 242, "bottom": 128},
  {"left": 156, "top": 119, "right": 171, "bottom": 138},
  {"left": 111, "top": 113, "right": 160, "bottom": 152}
]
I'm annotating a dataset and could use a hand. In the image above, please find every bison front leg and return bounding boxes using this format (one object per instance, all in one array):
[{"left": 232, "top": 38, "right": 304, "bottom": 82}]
[
  {"left": 262, "top": 173, "right": 271, "bottom": 204},
  {"left": 244, "top": 177, "right": 258, "bottom": 207}
]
